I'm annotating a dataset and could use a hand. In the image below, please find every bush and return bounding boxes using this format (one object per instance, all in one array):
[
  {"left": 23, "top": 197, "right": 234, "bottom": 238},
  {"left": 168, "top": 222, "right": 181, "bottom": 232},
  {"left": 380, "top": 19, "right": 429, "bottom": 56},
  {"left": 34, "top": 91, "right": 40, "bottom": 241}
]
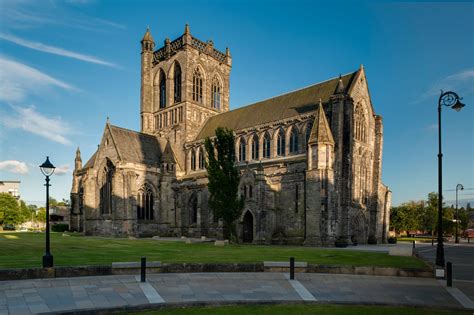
[
  {"left": 367, "top": 235, "right": 377, "bottom": 245},
  {"left": 335, "top": 236, "right": 348, "bottom": 248},
  {"left": 388, "top": 237, "right": 397, "bottom": 244},
  {"left": 51, "top": 224, "right": 69, "bottom": 232}
]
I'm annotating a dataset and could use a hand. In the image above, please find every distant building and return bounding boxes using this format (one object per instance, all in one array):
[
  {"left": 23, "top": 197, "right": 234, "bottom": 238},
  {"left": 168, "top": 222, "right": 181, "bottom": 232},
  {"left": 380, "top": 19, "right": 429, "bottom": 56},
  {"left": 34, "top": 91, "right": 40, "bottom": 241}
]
[{"left": 0, "top": 180, "right": 20, "bottom": 200}]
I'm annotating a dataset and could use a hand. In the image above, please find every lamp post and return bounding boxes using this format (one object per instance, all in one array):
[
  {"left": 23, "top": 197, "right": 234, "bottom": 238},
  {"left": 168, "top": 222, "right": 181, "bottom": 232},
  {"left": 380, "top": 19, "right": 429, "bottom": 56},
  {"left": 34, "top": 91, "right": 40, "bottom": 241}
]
[
  {"left": 455, "top": 183, "right": 464, "bottom": 244},
  {"left": 40, "top": 156, "right": 56, "bottom": 268},
  {"left": 436, "top": 91, "right": 465, "bottom": 269}
]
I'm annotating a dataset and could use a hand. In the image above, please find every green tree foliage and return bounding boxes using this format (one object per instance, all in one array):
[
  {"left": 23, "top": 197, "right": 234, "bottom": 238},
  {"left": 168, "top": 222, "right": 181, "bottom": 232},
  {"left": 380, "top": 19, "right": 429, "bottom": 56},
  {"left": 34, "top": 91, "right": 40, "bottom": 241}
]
[
  {"left": 36, "top": 207, "right": 46, "bottom": 223},
  {"left": 0, "top": 193, "right": 20, "bottom": 226},
  {"left": 205, "top": 127, "right": 244, "bottom": 242}
]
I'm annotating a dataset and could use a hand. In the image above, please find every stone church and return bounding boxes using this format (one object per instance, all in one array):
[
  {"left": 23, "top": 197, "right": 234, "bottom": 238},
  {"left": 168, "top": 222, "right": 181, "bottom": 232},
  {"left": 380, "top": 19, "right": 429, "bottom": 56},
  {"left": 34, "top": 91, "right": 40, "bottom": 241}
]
[{"left": 70, "top": 25, "right": 391, "bottom": 245}]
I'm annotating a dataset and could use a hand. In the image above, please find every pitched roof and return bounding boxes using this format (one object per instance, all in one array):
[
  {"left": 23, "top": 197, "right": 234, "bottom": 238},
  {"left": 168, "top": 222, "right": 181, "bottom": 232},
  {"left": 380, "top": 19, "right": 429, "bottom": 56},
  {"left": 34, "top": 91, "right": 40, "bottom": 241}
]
[
  {"left": 83, "top": 150, "right": 97, "bottom": 169},
  {"left": 108, "top": 125, "right": 161, "bottom": 166},
  {"left": 308, "top": 101, "right": 334, "bottom": 145},
  {"left": 196, "top": 70, "right": 357, "bottom": 139}
]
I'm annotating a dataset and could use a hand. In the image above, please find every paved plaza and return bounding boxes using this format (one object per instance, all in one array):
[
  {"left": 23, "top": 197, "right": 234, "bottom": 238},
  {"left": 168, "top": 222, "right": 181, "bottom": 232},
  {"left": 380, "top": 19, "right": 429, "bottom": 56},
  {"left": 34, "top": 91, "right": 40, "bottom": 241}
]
[{"left": 1, "top": 272, "right": 472, "bottom": 315}]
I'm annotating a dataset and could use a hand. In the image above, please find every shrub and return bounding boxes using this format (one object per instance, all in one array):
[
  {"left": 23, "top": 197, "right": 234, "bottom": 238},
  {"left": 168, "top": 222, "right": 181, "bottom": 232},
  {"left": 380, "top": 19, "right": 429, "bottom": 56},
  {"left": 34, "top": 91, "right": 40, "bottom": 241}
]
[
  {"left": 335, "top": 236, "right": 348, "bottom": 248},
  {"left": 51, "top": 224, "right": 69, "bottom": 232},
  {"left": 367, "top": 235, "right": 377, "bottom": 244},
  {"left": 388, "top": 237, "right": 397, "bottom": 244}
]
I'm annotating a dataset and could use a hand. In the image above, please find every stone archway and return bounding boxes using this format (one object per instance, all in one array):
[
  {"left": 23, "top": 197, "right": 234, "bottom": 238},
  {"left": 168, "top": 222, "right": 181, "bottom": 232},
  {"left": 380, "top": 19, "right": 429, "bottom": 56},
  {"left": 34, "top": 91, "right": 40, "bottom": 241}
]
[
  {"left": 242, "top": 211, "right": 254, "bottom": 243},
  {"left": 350, "top": 212, "right": 368, "bottom": 244}
]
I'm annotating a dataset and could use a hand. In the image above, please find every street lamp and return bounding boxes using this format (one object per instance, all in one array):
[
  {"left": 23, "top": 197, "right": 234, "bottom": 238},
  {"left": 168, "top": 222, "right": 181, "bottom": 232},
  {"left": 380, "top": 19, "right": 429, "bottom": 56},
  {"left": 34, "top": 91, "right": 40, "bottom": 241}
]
[
  {"left": 436, "top": 91, "right": 465, "bottom": 270},
  {"left": 39, "top": 156, "right": 56, "bottom": 268},
  {"left": 455, "top": 183, "right": 464, "bottom": 244}
]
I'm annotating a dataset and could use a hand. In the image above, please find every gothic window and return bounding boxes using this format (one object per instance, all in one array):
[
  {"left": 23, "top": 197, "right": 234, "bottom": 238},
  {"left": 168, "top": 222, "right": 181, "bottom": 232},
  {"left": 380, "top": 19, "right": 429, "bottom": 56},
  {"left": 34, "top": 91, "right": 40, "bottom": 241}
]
[
  {"left": 251, "top": 134, "right": 259, "bottom": 160},
  {"left": 191, "top": 149, "right": 196, "bottom": 171},
  {"left": 239, "top": 138, "right": 246, "bottom": 162},
  {"left": 211, "top": 76, "right": 221, "bottom": 110},
  {"left": 276, "top": 129, "right": 285, "bottom": 156},
  {"left": 173, "top": 62, "right": 182, "bottom": 103},
  {"left": 354, "top": 105, "right": 367, "bottom": 142},
  {"left": 189, "top": 192, "right": 198, "bottom": 224},
  {"left": 198, "top": 147, "right": 205, "bottom": 169},
  {"left": 159, "top": 69, "right": 166, "bottom": 109},
  {"left": 99, "top": 160, "right": 114, "bottom": 215},
  {"left": 192, "top": 67, "right": 203, "bottom": 103},
  {"left": 137, "top": 184, "right": 154, "bottom": 220},
  {"left": 78, "top": 187, "right": 84, "bottom": 214},
  {"left": 289, "top": 127, "right": 299, "bottom": 154},
  {"left": 305, "top": 122, "right": 313, "bottom": 148},
  {"left": 263, "top": 132, "right": 271, "bottom": 158},
  {"left": 249, "top": 185, "right": 253, "bottom": 199}
]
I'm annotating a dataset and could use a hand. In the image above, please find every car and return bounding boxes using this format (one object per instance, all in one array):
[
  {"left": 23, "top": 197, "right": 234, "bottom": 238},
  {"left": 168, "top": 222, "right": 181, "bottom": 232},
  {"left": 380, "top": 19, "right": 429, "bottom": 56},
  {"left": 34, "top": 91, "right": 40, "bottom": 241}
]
[{"left": 2, "top": 224, "right": 15, "bottom": 231}]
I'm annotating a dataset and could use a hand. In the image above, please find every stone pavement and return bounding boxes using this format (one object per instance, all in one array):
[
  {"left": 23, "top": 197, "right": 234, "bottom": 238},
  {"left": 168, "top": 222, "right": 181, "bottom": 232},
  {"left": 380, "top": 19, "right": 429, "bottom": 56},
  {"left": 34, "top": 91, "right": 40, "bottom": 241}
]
[{"left": 0, "top": 272, "right": 470, "bottom": 315}]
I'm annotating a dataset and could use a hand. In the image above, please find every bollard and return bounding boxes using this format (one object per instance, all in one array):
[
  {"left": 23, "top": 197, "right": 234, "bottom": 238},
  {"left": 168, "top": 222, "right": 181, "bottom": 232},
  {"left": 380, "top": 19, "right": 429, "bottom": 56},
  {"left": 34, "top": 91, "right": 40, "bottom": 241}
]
[
  {"left": 412, "top": 240, "right": 415, "bottom": 249},
  {"left": 290, "top": 257, "right": 295, "bottom": 280},
  {"left": 141, "top": 257, "right": 146, "bottom": 282},
  {"left": 446, "top": 262, "right": 452, "bottom": 287}
]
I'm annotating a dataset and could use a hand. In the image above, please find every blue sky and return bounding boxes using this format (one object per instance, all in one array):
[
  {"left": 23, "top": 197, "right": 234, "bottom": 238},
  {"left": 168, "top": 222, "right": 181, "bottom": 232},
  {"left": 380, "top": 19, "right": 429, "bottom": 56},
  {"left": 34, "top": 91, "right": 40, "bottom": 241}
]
[{"left": 0, "top": 0, "right": 473, "bottom": 207}]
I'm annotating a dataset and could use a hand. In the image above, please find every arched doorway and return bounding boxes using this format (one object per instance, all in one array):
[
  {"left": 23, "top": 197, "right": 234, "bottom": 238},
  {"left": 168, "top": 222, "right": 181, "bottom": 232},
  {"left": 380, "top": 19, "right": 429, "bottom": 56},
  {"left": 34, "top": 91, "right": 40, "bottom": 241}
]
[
  {"left": 242, "top": 211, "right": 253, "bottom": 243},
  {"left": 350, "top": 213, "right": 368, "bottom": 244}
]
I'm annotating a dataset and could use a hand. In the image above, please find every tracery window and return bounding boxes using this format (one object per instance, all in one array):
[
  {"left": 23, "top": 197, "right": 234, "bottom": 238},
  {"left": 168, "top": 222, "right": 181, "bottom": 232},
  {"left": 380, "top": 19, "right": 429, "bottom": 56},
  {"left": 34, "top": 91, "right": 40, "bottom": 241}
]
[
  {"left": 354, "top": 105, "right": 367, "bottom": 142},
  {"left": 211, "top": 76, "right": 221, "bottom": 110},
  {"left": 173, "top": 62, "right": 182, "bottom": 103},
  {"left": 191, "top": 149, "right": 196, "bottom": 171},
  {"left": 263, "top": 132, "right": 271, "bottom": 158},
  {"left": 192, "top": 68, "right": 203, "bottom": 103},
  {"left": 137, "top": 184, "right": 154, "bottom": 220},
  {"left": 251, "top": 134, "right": 259, "bottom": 160},
  {"left": 276, "top": 129, "right": 285, "bottom": 156},
  {"left": 189, "top": 193, "right": 198, "bottom": 224},
  {"left": 99, "top": 160, "right": 114, "bottom": 215},
  {"left": 289, "top": 127, "right": 299, "bottom": 154},
  {"left": 198, "top": 147, "right": 205, "bottom": 169},
  {"left": 239, "top": 138, "right": 246, "bottom": 162},
  {"left": 159, "top": 69, "right": 166, "bottom": 109}
]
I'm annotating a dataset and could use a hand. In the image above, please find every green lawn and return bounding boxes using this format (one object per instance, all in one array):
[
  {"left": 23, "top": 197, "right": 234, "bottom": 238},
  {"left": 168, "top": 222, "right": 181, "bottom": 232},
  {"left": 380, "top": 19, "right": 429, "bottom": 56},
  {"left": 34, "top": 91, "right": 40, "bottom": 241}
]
[
  {"left": 0, "top": 232, "right": 427, "bottom": 269},
  {"left": 127, "top": 304, "right": 468, "bottom": 315}
]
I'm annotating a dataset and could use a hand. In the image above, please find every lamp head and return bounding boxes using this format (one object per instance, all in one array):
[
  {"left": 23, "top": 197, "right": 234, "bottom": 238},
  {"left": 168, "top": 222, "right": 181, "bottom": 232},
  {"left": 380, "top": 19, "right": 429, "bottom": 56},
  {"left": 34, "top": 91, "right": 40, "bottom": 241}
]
[
  {"left": 451, "top": 99, "right": 465, "bottom": 112},
  {"left": 40, "top": 156, "right": 55, "bottom": 176}
]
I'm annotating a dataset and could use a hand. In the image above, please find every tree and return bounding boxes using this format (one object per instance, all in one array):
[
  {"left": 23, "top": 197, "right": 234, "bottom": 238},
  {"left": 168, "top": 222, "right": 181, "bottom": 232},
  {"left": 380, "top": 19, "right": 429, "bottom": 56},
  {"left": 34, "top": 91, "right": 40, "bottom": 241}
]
[
  {"left": 19, "top": 200, "right": 32, "bottom": 224},
  {"left": 205, "top": 127, "right": 244, "bottom": 242},
  {"left": 36, "top": 207, "right": 46, "bottom": 223},
  {"left": 0, "top": 193, "right": 21, "bottom": 226}
]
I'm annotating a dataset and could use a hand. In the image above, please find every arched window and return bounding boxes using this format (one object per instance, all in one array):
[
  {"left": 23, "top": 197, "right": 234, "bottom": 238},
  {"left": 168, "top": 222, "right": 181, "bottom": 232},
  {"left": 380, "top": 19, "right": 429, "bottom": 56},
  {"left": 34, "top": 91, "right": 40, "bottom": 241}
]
[
  {"left": 173, "top": 63, "right": 182, "bottom": 103},
  {"left": 198, "top": 147, "right": 205, "bottom": 169},
  {"left": 276, "top": 129, "right": 285, "bottom": 156},
  {"left": 263, "top": 132, "right": 271, "bottom": 158},
  {"left": 305, "top": 122, "right": 313, "bottom": 148},
  {"left": 192, "top": 67, "right": 203, "bottom": 103},
  {"left": 99, "top": 160, "right": 114, "bottom": 214},
  {"left": 159, "top": 70, "right": 166, "bottom": 108},
  {"left": 251, "top": 134, "right": 259, "bottom": 160},
  {"left": 239, "top": 138, "right": 246, "bottom": 162},
  {"left": 354, "top": 105, "right": 367, "bottom": 142},
  {"left": 137, "top": 184, "right": 154, "bottom": 220},
  {"left": 211, "top": 76, "right": 221, "bottom": 110},
  {"left": 189, "top": 192, "right": 198, "bottom": 224},
  {"left": 191, "top": 149, "right": 196, "bottom": 171},
  {"left": 289, "top": 127, "right": 299, "bottom": 154}
]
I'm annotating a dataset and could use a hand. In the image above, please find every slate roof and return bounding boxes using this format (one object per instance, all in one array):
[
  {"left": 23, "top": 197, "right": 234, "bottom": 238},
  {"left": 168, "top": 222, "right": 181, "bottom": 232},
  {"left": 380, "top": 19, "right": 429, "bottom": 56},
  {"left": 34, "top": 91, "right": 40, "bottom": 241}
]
[
  {"left": 108, "top": 125, "right": 161, "bottom": 166},
  {"left": 309, "top": 102, "right": 334, "bottom": 145},
  {"left": 83, "top": 150, "right": 97, "bottom": 169},
  {"left": 196, "top": 70, "right": 357, "bottom": 139}
]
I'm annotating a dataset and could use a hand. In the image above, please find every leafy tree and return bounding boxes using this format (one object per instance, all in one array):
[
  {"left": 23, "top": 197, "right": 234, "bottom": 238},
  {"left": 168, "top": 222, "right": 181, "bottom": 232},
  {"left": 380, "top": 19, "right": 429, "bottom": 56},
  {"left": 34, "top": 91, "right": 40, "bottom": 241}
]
[
  {"left": 19, "top": 200, "right": 32, "bottom": 223},
  {"left": 0, "top": 193, "right": 21, "bottom": 226},
  {"left": 205, "top": 127, "right": 243, "bottom": 242},
  {"left": 36, "top": 207, "right": 46, "bottom": 223}
]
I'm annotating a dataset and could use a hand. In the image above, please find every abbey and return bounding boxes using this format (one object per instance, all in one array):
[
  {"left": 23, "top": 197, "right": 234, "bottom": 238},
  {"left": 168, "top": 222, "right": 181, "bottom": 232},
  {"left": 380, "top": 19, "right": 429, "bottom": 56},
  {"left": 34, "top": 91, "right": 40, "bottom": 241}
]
[{"left": 70, "top": 25, "right": 391, "bottom": 245}]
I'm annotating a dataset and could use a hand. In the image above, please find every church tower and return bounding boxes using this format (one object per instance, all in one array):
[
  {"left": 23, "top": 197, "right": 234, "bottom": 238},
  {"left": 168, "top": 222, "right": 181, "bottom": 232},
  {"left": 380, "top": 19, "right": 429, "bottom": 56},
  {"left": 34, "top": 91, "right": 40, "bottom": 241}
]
[{"left": 139, "top": 24, "right": 232, "bottom": 170}]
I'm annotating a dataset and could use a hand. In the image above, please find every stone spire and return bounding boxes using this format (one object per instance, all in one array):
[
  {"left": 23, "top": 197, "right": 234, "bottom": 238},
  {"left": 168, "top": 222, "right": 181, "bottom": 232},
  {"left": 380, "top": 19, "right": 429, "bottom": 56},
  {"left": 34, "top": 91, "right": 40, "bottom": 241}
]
[
  {"left": 142, "top": 26, "right": 154, "bottom": 42},
  {"left": 226, "top": 47, "right": 231, "bottom": 57},
  {"left": 335, "top": 74, "right": 345, "bottom": 94},
  {"left": 74, "top": 147, "right": 82, "bottom": 171},
  {"left": 184, "top": 23, "right": 190, "bottom": 35},
  {"left": 141, "top": 27, "right": 154, "bottom": 52},
  {"left": 308, "top": 100, "right": 334, "bottom": 145}
]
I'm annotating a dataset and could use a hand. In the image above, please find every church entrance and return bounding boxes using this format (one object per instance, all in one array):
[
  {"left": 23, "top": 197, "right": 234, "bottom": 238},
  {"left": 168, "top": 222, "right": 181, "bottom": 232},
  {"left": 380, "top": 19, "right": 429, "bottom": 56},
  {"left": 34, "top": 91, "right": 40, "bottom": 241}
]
[{"left": 242, "top": 211, "right": 253, "bottom": 243}]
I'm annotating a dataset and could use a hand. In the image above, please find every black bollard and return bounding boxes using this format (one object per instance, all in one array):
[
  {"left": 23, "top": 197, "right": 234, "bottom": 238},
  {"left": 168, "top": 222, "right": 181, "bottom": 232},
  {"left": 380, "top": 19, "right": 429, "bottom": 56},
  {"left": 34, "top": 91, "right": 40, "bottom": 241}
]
[
  {"left": 447, "top": 262, "right": 452, "bottom": 287},
  {"left": 141, "top": 257, "right": 146, "bottom": 282},
  {"left": 290, "top": 257, "right": 295, "bottom": 280},
  {"left": 412, "top": 240, "right": 415, "bottom": 249}
]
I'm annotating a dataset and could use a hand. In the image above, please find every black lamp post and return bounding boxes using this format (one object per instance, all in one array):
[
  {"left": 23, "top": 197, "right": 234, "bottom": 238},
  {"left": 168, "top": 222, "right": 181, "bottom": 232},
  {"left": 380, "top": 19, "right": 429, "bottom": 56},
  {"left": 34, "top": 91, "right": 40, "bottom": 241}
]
[
  {"left": 436, "top": 91, "right": 465, "bottom": 268},
  {"left": 455, "top": 183, "right": 464, "bottom": 244},
  {"left": 40, "top": 156, "right": 56, "bottom": 268}
]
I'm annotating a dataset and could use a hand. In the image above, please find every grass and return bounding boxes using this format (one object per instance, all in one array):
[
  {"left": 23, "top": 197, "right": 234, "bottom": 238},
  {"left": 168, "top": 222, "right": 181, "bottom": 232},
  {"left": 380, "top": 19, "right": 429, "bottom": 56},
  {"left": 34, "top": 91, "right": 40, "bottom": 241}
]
[
  {"left": 398, "top": 237, "right": 435, "bottom": 243},
  {"left": 126, "top": 304, "right": 468, "bottom": 315},
  {"left": 0, "top": 232, "right": 428, "bottom": 269}
]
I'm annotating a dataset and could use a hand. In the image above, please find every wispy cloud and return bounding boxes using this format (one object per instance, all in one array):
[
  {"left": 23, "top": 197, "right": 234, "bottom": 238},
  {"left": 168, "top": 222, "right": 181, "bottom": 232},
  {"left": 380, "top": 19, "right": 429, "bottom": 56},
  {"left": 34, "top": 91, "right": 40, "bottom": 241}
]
[
  {"left": 0, "top": 160, "right": 29, "bottom": 174},
  {"left": 414, "top": 69, "right": 474, "bottom": 104},
  {"left": 0, "top": 56, "right": 76, "bottom": 102},
  {"left": 0, "top": 33, "right": 118, "bottom": 68},
  {"left": 54, "top": 164, "right": 70, "bottom": 175},
  {"left": 0, "top": 106, "right": 73, "bottom": 145}
]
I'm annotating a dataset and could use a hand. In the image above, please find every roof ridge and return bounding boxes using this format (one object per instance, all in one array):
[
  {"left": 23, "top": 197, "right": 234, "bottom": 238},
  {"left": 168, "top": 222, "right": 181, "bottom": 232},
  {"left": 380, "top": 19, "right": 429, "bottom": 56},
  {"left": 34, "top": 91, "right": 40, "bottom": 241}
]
[{"left": 109, "top": 124, "right": 158, "bottom": 138}]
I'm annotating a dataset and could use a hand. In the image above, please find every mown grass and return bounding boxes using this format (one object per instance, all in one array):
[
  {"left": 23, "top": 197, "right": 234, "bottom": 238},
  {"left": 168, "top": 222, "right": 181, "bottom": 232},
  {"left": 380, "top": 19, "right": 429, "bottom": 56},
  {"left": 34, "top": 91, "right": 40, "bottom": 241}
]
[
  {"left": 0, "top": 232, "right": 428, "bottom": 269},
  {"left": 127, "top": 304, "right": 468, "bottom": 315}
]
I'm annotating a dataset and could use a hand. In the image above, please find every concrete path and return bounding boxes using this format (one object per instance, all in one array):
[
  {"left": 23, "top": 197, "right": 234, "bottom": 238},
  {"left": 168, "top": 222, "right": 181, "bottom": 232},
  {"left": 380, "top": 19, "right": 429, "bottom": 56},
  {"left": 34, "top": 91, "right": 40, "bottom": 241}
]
[{"left": 0, "top": 272, "right": 470, "bottom": 315}]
